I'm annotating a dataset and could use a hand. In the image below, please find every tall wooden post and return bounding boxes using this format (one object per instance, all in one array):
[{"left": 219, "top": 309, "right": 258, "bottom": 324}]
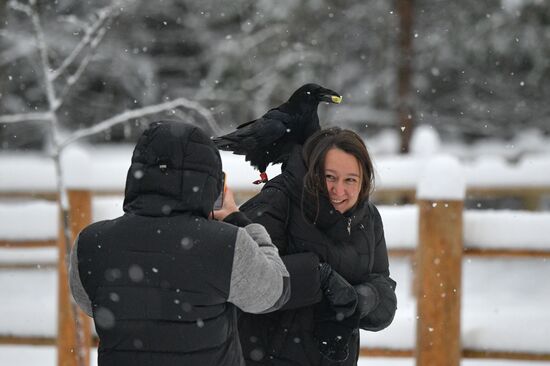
[
  {"left": 397, "top": 0, "right": 415, "bottom": 153},
  {"left": 57, "top": 190, "right": 92, "bottom": 366},
  {"left": 415, "top": 156, "right": 465, "bottom": 366}
]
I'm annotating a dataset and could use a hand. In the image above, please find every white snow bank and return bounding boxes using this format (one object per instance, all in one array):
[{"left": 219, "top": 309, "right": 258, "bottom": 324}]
[
  {"left": 365, "top": 129, "right": 400, "bottom": 156},
  {"left": 0, "top": 154, "right": 57, "bottom": 192},
  {"left": 379, "top": 206, "right": 550, "bottom": 250},
  {"left": 0, "top": 248, "right": 57, "bottom": 265},
  {"left": 0, "top": 196, "right": 125, "bottom": 265},
  {"left": 466, "top": 154, "right": 550, "bottom": 188},
  {"left": 378, "top": 205, "right": 418, "bottom": 249},
  {"left": 60, "top": 146, "right": 93, "bottom": 189},
  {"left": 93, "top": 195, "right": 124, "bottom": 220},
  {"left": 460, "top": 258, "right": 550, "bottom": 353},
  {"left": 409, "top": 125, "right": 441, "bottom": 156},
  {"left": 417, "top": 155, "right": 466, "bottom": 200},
  {"left": 0, "top": 200, "right": 57, "bottom": 240},
  {"left": 360, "top": 258, "right": 550, "bottom": 353},
  {"left": 374, "top": 156, "right": 425, "bottom": 189},
  {"left": 375, "top": 153, "right": 550, "bottom": 190},
  {"left": 0, "top": 268, "right": 57, "bottom": 337},
  {"left": 465, "top": 210, "right": 550, "bottom": 249}
]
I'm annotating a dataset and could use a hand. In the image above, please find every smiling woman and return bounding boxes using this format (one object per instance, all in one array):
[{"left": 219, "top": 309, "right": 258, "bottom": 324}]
[
  {"left": 325, "top": 148, "right": 362, "bottom": 213},
  {"left": 236, "top": 127, "right": 396, "bottom": 366},
  {"left": 303, "top": 127, "right": 375, "bottom": 217}
]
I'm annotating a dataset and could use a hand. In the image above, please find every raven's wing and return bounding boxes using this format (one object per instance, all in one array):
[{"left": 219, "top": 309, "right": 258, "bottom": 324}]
[
  {"left": 235, "top": 107, "right": 280, "bottom": 129},
  {"left": 214, "top": 110, "right": 289, "bottom": 154}
]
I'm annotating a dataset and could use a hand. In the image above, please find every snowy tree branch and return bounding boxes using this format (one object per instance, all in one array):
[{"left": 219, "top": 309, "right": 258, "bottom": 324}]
[
  {"left": 195, "top": 25, "right": 284, "bottom": 101},
  {"left": 28, "top": 0, "right": 60, "bottom": 114},
  {"left": 0, "top": 112, "right": 52, "bottom": 124},
  {"left": 241, "top": 50, "right": 324, "bottom": 91},
  {"left": 51, "top": 3, "right": 120, "bottom": 81},
  {"left": 8, "top": 0, "right": 32, "bottom": 16},
  {"left": 59, "top": 97, "right": 221, "bottom": 149},
  {"left": 58, "top": 21, "right": 112, "bottom": 102}
]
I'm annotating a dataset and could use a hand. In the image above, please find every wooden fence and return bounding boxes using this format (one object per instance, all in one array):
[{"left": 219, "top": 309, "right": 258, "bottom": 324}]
[{"left": 1, "top": 187, "right": 550, "bottom": 365}]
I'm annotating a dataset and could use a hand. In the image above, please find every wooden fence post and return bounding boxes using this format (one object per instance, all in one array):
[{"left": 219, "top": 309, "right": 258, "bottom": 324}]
[
  {"left": 57, "top": 189, "right": 92, "bottom": 366},
  {"left": 415, "top": 156, "right": 465, "bottom": 366}
]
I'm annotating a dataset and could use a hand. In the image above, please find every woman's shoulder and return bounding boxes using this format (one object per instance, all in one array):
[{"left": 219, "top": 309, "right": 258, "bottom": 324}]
[
  {"left": 240, "top": 176, "right": 290, "bottom": 213},
  {"left": 356, "top": 201, "right": 382, "bottom": 225},
  {"left": 365, "top": 201, "right": 384, "bottom": 228}
]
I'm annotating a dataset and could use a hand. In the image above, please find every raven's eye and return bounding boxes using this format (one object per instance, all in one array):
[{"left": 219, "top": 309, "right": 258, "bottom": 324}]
[{"left": 306, "top": 91, "right": 311, "bottom": 95}]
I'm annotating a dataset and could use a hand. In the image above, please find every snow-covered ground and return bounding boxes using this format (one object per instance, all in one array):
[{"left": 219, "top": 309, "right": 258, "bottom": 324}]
[
  {"left": 1, "top": 128, "right": 550, "bottom": 364},
  {"left": 2, "top": 345, "right": 549, "bottom": 366}
]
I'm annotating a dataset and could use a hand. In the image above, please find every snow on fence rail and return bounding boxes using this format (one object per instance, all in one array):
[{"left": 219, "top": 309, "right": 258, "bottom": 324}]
[
  {"left": 2, "top": 201, "right": 550, "bottom": 261},
  {"left": 1, "top": 145, "right": 550, "bottom": 207}
]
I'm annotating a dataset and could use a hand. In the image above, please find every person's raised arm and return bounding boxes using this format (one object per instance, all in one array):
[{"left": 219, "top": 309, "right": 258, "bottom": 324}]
[
  {"left": 69, "top": 235, "right": 93, "bottom": 317},
  {"left": 241, "top": 186, "right": 332, "bottom": 310},
  {"left": 213, "top": 188, "right": 290, "bottom": 313}
]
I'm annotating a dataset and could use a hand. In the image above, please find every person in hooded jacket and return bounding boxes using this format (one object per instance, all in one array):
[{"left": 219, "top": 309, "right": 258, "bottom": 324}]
[
  {"left": 69, "top": 121, "right": 290, "bottom": 366},
  {"left": 237, "top": 127, "right": 397, "bottom": 366}
]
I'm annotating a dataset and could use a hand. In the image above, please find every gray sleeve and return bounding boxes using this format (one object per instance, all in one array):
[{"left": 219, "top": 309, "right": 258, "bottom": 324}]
[
  {"left": 69, "top": 236, "right": 93, "bottom": 317},
  {"left": 227, "top": 223, "right": 290, "bottom": 313}
]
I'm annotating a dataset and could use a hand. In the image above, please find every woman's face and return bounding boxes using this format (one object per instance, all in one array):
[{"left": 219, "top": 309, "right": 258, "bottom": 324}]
[{"left": 324, "top": 147, "right": 362, "bottom": 214}]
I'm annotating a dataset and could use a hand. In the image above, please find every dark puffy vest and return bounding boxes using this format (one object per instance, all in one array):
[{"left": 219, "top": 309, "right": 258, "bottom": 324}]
[
  {"left": 78, "top": 213, "right": 241, "bottom": 366},
  {"left": 77, "top": 121, "right": 245, "bottom": 366}
]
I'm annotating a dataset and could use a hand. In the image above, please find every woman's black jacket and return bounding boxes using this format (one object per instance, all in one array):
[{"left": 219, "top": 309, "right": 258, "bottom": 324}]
[{"left": 237, "top": 150, "right": 397, "bottom": 366}]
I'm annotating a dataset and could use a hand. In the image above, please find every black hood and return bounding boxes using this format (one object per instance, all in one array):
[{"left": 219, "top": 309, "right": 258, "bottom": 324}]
[{"left": 123, "top": 121, "right": 223, "bottom": 217}]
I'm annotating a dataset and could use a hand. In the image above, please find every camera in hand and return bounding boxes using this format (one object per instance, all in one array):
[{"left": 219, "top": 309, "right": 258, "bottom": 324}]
[{"left": 213, "top": 172, "right": 226, "bottom": 210}]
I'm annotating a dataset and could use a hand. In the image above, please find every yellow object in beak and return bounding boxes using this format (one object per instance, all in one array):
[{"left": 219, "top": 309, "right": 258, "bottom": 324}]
[{"left": 331, "top": 95, "right": 342, "bottom": 104}]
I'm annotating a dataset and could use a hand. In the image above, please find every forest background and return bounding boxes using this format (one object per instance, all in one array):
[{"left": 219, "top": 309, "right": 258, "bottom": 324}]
[{"left": 1, "top": 0, "right": 549, "bottom": 152}]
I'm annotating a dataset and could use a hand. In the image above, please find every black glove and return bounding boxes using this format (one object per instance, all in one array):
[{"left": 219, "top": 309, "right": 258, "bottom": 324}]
[
  {"left": 354, "top": 283, "right": 379, "bottom": 318},
  {"left": 315, "top": 298, "right": 361, "bottom": 362},
  {"left": 318, "top": 263, "right": 358, "bottom": 318},
  {"left": 359, "top": 274, "right": 397, "bottom": 331}
]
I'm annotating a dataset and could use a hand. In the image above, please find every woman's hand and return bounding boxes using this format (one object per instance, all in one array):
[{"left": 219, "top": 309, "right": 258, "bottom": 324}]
[
  {"left": 318, "top": 263, "right": 358, "bottom": 318},
  {"left": 212, "top": 187, "right": 239, "bottom": 221}
]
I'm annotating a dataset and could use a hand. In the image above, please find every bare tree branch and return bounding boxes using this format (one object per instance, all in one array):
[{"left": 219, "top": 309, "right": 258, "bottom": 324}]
[
  {"left": 195, "top": 24, "right": 284, "bottom": 101},
  {"left": 8, "top": 0, "right": 32, "bottom": 16},
  {"left": 0, "top": 112, "right": 52, "bottom": 124},
  {"left": 51, "top": 3, "right": 120, "bottom": 81},
  {"left": 28, "top": 0, "right": 60, "bottom": 114},
  {"left": 59, "top": 97, "right": 221, "bottom": 149},
  {"left": 58, "top": 21, "right": 112, "bottom": 102}
]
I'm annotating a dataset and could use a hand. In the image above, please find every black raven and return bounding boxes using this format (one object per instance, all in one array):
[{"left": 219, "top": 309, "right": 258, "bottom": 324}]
[{"left": 213, "top": 83, "right": 342, "bottom": 184}]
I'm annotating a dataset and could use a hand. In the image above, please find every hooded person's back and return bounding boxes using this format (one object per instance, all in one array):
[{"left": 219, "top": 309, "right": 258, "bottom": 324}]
[{"left": 69, "top": 121, "right": 289, "bottom": 366}]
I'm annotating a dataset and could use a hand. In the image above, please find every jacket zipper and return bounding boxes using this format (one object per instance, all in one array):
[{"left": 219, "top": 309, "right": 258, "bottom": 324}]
[{"left": 347, "top": 217, "right": 352, "bottom": 235}]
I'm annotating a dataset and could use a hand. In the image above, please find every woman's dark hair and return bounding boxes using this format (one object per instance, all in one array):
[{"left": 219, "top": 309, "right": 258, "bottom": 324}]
[{"left": 302, "top": 127, "right": 375, "bottom": 214}]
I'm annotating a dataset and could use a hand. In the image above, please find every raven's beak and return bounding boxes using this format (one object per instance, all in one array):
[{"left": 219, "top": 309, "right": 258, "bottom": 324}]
[{"left": 320, "top": 94, "right": 342, "bottom": 104}]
